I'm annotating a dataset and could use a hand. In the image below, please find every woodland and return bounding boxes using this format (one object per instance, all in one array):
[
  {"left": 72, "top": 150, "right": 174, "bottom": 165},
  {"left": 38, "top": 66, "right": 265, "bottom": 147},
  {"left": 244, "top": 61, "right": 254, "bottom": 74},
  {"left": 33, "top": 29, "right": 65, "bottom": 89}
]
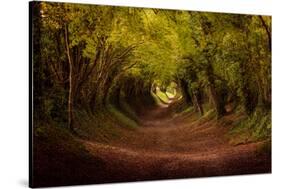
[{"left": 31, "top": 2, "right": 271, "bottom": 187}]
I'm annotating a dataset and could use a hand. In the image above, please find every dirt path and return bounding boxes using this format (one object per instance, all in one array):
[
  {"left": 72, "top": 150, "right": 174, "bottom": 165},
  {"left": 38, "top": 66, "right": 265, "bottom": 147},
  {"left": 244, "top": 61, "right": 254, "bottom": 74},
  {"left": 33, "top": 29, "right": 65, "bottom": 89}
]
[{"left": 81, "top": 105, "right": 271, "bottom": 183}]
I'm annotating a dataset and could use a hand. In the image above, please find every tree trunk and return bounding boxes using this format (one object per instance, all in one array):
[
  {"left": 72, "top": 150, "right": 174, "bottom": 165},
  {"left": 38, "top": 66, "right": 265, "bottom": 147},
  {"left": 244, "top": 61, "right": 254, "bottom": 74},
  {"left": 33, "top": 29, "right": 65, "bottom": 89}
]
[
  {"left": 90, "top": 88, "right": 98, "bottom": 114},
  {"left": 180, "top": 79, "right": 192, "bottom": 105},
  {"left": 113, "top": 86, "right": 121, "bottom": 108},
  {"left": 206, "top": 64, "right": 226, "bottom": 118},
  {"left": 64, "top": 24, "right": 75, "bottom": 132},
  {"left": 208, "top": 83, "right": 226, "bottom": 118},
  {"left": 192, "top": 90, "right": 204, "bottom": 116}
]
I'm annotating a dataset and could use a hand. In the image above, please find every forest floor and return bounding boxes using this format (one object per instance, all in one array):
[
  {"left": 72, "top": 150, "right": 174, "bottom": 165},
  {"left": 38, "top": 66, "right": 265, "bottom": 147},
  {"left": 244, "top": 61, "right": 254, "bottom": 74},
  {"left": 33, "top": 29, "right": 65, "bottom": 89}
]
[
  {"left": 81, "top": 103, "right": 271, "bottom": 183},
  {"left": 33, "top": 102, "right": 271, "bottom": 187}
]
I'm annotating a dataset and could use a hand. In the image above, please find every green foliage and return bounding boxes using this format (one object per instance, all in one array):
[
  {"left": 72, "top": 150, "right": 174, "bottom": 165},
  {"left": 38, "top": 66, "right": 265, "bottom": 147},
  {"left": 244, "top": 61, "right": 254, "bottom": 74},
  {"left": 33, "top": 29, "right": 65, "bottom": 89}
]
[
  {"left": 33, "top": 2, "right": 271, "bottom": 143},
  {"left": 229, "top": 109, "right": 271, "bottom": 145},
  {"left": 166, "top": 91, "right": 175, "bottom": 99},
  {"left": 155, "top": 88, "right": 170, "bottom": 104}
]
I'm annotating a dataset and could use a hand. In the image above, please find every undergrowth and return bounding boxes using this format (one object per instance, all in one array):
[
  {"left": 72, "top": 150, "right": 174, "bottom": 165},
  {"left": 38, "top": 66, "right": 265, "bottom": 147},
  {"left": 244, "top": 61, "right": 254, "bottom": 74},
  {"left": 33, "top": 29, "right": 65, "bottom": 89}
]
[
  {"left": 106, "top": 104, "right": 138, "bottom": 129},
  {"left": 74, "top": 109, "right": 121, "bottom": 142},
  {"left": 73, "top": 104, "right": 138, "bottom": 143},
  {"left": 119, "top": 97, "right": 139, "bottom": 122},
  {"left": 228, "top": 108, "right": 271, "bottom": 145}
]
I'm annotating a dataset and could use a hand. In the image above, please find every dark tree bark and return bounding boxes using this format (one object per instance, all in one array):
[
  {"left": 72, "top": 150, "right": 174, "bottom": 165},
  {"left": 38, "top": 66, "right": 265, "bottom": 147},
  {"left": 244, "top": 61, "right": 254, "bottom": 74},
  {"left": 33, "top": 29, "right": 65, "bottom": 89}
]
[
  {"left": 207, "top": 83, "right": 226, "bottom": 118},
  {"left": 205, "top": 62, "right": 226, "bottom": 118},
  {"left": 180, "top": 79, "right": 193, "bottom": 105},
  {"left": 192, "top": 90, "right": 204, "bottom": 116}
]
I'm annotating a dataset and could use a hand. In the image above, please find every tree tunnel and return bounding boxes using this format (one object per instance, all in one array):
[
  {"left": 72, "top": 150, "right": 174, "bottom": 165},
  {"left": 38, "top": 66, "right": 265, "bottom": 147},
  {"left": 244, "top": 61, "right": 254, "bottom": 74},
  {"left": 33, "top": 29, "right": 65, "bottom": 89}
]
[
  {"left": 32, "top": 1, "right": 271, "bottom": 134},
  {"left": 31, "top": 2, "right": 271, "bottom": 187}
]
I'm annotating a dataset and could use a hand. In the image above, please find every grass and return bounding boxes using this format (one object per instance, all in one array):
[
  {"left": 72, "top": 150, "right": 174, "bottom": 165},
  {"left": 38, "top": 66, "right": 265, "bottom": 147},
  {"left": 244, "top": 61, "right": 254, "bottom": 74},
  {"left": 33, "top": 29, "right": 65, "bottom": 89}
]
[
  {"left": 74, "top": 109, "right": 121, "bottom": 142},
  {"left": 172, "top": 106, "right": 195, "bottom": 119},
  {"left": 228, "top": 109, "right": 271, "bottom": 145},
  {"left": 182, "top": 106, "right": 195, "bottom": 114},
  {"left": 73, "top": 104, "right": 138, "bottom": 143},
  {"left": 35, "top": 95, "right": 140, "bottom": 144},
  {"left": 195, "top": 109, "right": 216, "bottom": 124},
  {"left": 107, "top": 104, "right": 138, "bottom": 128},
  {"left": 34, "top": 121, "right": 85, "bottom": 150},
  {"left": 119, "top": 96, "right": 139, "bottom": 122}
]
